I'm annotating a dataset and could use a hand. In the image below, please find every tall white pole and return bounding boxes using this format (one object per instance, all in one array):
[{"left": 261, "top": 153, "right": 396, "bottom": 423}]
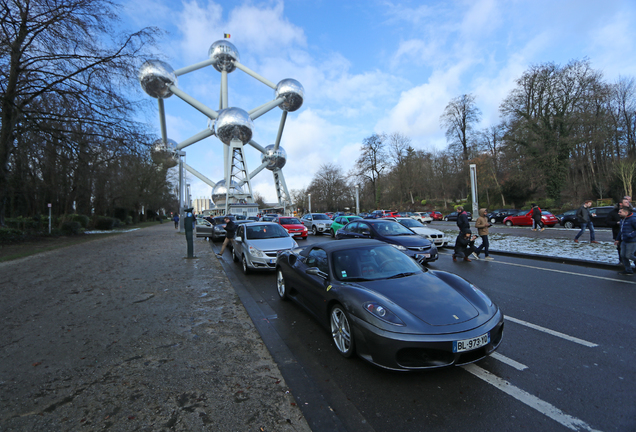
[
  {"left": 308, "top": 193, "right": 311, "bottom": 214},
  {"left": 355, "top": 185, "right": 360, "bottom": 215},
  {"left": 470, "top": 164, "right": 478, "bottom": 218}
]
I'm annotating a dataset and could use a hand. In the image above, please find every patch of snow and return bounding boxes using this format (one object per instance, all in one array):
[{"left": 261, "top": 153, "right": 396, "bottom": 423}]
[
  {"left": 85, "top": 228, "right": 141, "bottom": 234},
  {"left": 443, "top": 231, "right": 620, "bottom": 265}
]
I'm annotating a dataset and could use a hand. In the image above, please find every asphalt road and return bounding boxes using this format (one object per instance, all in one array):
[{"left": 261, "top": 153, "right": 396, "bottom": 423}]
[{"left": 211, "top": 230, "right": 636, "bottom": 432}]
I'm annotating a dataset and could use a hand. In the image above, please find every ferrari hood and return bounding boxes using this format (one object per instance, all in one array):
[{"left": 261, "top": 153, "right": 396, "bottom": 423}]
[{"left": 361, "top": 273, "right": 479, "bottom": 326}]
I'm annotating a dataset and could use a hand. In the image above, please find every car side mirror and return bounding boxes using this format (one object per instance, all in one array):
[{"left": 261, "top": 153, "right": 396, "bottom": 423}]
[
  {"left": 234, "top": 236, "right": 242, "bottom": 242},
  {"left": 361, "top": 229, "right": 371, "bottom": 237},
  {"left": 306, "top": 267, "right": 328, "bottom": 280}
]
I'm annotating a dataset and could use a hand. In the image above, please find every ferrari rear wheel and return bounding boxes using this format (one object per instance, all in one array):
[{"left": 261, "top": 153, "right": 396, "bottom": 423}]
[
  {"left": 276, "top": 269, "right": 288, "bottom": 300},
  {"left": 330, "top": 305, "right": 355, "bottom": 358}
]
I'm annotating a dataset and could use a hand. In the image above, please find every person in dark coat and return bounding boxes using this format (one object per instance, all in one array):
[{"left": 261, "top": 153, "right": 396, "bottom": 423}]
[
  {"left": 616, "top": 206, "right": 636, "bottom": 275},
  {"left": 456, "top": 206, "right": 470, "bottom": 232},
  {"left": 217, "top": 216, "right": 237, "bottom": 258},
  {"left": 606, "top": 203, "right": 622, "bottom": 263},
  {"left": 531, "top": 203, "right": 544, "bottom": 231},
  {"left": 574, "top": 200, "right": 597, "bottom": 243},
  {"left": 453, "top": 229, "right": 478, "bottom": 262}
]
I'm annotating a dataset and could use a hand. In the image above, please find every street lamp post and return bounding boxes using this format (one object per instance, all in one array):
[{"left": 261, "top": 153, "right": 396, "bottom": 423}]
[
  {"left": 308, "top": 193, "right": 311, "bottom": 214},
  {"left": 355, "top": 184, "right": 360, "bottom": 215}
]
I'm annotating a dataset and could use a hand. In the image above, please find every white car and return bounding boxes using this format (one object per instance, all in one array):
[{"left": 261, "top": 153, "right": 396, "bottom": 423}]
[
  {"left": 300, "top": 213, "right": 333, "bottom": 235},
  {"left": 410, "top": 212, "right": 433, "bottom": 224},
  {"left": 396, "top": 217, "right": 448, "bottom": 247},
  {"left": 231, "top": 222, "right": 298, "bottom": 274}
]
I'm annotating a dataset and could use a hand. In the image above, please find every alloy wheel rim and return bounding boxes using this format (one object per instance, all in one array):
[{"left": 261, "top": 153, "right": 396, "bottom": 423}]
[
  {"left": 330, "top": 308, "right": 351, "bottom": 353},
  {"left": 277, "top": 271, "right": 285, "bottom": 297}
]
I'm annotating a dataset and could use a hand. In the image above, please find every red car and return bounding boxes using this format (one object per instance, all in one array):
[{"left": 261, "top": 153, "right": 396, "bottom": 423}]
[
  {"left": 274, "top": 216, "right": 308, "bottom": 239},
  {"left": 428, "top": 211, "right": 443, "bottom": 221},
  {"left": 503, "top": 210, "right": 558, "bottom": 227}
]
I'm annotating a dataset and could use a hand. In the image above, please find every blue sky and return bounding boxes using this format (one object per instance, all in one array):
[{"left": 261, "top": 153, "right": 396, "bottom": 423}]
[{"left": 122, "top": 0, "right": 636, "bottom": 203}]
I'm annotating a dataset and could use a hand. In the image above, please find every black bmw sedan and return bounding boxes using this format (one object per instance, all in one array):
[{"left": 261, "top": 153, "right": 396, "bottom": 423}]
[{"left": 334, "top": 219, "right": 438, "bottom": 263}]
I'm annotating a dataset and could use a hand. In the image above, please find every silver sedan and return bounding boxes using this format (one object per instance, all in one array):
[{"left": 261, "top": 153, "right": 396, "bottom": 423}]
[{"left": 231, "top": 222, "right": 298, "bottom": 274}]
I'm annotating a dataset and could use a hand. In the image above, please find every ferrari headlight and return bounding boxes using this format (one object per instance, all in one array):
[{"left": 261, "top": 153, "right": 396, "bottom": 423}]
[
  {"left": 390, "top": 244, "right": 407, "bottom": 251},
  {"left": 363, "top": 302, "right": 405, "bottom": 326},
  {"left": 248, "top": 245, "right": 265, "bottom": 258}
]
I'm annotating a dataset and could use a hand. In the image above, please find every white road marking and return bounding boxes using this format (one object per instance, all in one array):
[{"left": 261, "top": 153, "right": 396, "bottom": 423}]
[
  {"left": 490, "top": 352, "right": 528, "bottom": 371},
  {"left": 462, "top": 364, "right": 602, "bottom": 432},
  {"left": 491, "top": 259, "right": 636, "bottom": 285},
  {"left": 505, "top": 316, "right": 598, "bottom": 348}
]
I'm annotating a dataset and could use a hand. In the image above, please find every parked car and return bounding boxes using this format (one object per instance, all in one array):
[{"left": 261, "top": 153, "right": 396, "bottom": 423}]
[
  {"left": 428, "top": 211, "right": 443, "bottom": 221},
  {"left": 195, "top": 218, "right": 214, "bottom": 239},
  {"left": 335, "top": 218, "right": 438, "bottom": 263},
  {"left": 395, "top": 217, "right": 449, "bottom": 247},
  {"left": 487, "top": 209, "right": 523, "bottom": 224},
  {"left": 330, "top": 215, "right": 362, "bottom": 237},
  {"left": 300, "top": 213, "right": 333, "bottom": 235},
  {"left": 274, "top": 216, "right": 308, "bottom": 239},
  {"left": 410, "top": 212, "right": 433, "bottom": 224},
  {"left": 231, "top": 222, "right": 298, "bottom": 274},
  {"left": 558, "top": 206, "right": 614, "bottom": 228},
  {"left": 444, "top": 211, "right": 472, "bottom": 222},
  {"left": 503, "top": 210, "right": 559, "bottom": 227},
  {"left": 275, "top": 239, "right": 504, "bottom": 370},
  {"left": 367, "top": 209, "right": 398, "bottom": 218}
]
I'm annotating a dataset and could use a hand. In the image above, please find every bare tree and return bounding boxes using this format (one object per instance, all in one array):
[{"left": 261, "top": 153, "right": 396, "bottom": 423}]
[
  {"left": 354, "top": 134, "right": 388, "bottom": 208},
  {"left": 440, "top": 94, "right": 482, "bottom": 161},
  {"left": 0, "top": 0, "right": 159, "bottom": 224}
]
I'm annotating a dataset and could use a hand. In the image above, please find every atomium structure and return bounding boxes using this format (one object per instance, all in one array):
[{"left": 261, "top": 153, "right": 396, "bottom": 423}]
[{"left": 138, "top": 40, "right": 303, "bottom": 215}]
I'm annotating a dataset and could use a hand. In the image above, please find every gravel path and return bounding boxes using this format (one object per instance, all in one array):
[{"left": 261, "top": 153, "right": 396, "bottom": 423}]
[{"left": 0, "top": 224, "right": 310, "bottom": 432}]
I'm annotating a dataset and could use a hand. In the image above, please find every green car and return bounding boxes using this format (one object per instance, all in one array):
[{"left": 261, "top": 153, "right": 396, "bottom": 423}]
[{"left": 330, "top": 215, "right": 362, "bottom": 237}]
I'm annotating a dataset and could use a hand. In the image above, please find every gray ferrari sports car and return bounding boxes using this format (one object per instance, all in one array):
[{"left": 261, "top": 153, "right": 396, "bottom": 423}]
[{"left": 275, "top": 239, "right": 504, "bottom": 370}]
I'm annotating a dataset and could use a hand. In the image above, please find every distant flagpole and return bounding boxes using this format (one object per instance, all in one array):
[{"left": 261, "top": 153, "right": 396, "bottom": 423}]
[{"left": 224, "top": 33, "right": 230, "bottom": 38}]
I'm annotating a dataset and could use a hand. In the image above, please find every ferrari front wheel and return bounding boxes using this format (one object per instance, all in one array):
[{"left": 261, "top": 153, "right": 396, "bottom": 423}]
[{"left": 330, "top": 305, "right": 355, "bottom": 358}]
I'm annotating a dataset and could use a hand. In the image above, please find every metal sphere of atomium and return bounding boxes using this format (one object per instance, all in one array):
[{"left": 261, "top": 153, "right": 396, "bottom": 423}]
[
  {"left": 138, "top": 60, "right": 178, "bottom": 99},
  {"left": 214, "top": 107, "right": 254, "bottom": 145},
  {"left": 151, "top": 138, "right": 178, "bottom": 168},
  {"left": 275, "top": 79, "right": 304, "bottom": 112},
  {"left": 212, "top": 179, "right": 244, "bottom": 201},
  {"left": 261, "top": 145, "right": 287, "bottom": 170},
  {"left": 208, "top": 40, "right": 240, "bottom": 73}
]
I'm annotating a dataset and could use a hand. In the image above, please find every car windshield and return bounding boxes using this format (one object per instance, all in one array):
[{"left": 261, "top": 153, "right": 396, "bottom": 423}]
[
  {"left": 280, "top": 217, "right": 301, "bottom": 224},
  {"left": 331, "top": 245, "right": 423, "bottom": 281},
  {"left": 541, "top": 211, "right": 553, "bottom": 215},
  {"left": 399, "top": 219, "right": 423, "bottom": 228},
  {"left": 369, "top": 221, "right": 414, "bottom": 236},
  {"left": 245, "top": 224, "right": 288, "bottom": 239},
  {"left": 312, "top": 214, "right": 330, "bottom": 220}
]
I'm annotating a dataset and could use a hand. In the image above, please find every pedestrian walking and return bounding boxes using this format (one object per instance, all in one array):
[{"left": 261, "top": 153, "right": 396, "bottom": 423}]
[
  {"left": 615, "top": 206, "right": 636, "bottom": 275},
  {"left": 453, "top": 229, "right": 478, "bottom": 262},
  {"left": 473, "top": 208, "right": 494, "bottom": 260},
  {"left": 574, "top": 200, "right": 597, "bottom": 243},
  {"left": 173, "top": 214, "right": 179, "bottom": 229},
  {"left": 622, "top": 196, "right": 633, "bottom": 210},
  {"left": 606, "top": 203, "right": 622, "bottom": 263},
  {"left": 531, "top": 203, "right": 544, "bottom": 231},
  {"left": 217, "top": 216, "right": 237, "bottom": 258},
  {"left": 456, "top": 206, "right": 470, "bottom": 232}
]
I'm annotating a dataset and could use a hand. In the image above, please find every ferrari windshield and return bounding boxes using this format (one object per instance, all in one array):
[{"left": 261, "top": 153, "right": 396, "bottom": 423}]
[
  {"left": 245, "top": 224, "right": 289, "bottom": 239},
  {"left": 331, "top": 245, "right": 423, "bottom": 281}
]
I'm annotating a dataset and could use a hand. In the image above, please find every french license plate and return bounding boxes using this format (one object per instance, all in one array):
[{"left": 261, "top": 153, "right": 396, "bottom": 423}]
[{"left": 453, "top": 333, "right": 489, "bottom": 353}]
